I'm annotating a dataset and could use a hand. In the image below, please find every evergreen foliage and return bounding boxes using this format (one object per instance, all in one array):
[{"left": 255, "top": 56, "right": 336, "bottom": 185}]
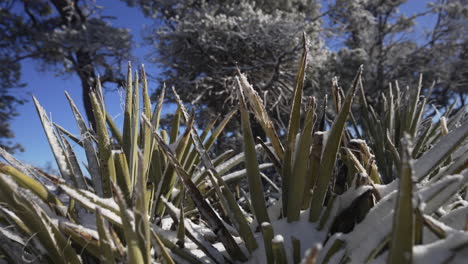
[{"left": 0, "top": 0, "right": 132, "bottom": 131}]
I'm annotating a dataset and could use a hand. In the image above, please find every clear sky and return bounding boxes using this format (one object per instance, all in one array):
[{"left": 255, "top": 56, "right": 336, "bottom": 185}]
[{"left": 9, "top": 0, "right": 435, "bottom": 169}]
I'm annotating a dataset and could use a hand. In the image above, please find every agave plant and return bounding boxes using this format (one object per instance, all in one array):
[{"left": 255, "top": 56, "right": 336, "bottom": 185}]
[{"left": 0, "top": 36, "right": 467, "bottom": 264}]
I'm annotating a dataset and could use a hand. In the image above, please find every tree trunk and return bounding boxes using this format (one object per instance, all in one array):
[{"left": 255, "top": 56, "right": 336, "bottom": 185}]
[
  {"left": 76, "top": 49, "right": 97, "bottom": 129},
  {"left": 50, "top": 0, "right": 97, "bottom": 129}
]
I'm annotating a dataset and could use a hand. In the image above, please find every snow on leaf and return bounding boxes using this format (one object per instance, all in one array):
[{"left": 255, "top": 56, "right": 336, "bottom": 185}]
[{"left": 414, "top": 121, "right": 468, "bottom": 181}]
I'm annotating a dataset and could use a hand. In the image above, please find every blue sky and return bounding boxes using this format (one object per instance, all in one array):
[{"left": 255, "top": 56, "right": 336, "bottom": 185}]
[{"left": 9, "top": 0, "right": 435, "bottom": 169}]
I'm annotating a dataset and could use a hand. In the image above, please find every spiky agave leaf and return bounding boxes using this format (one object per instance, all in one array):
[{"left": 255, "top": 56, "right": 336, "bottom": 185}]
[
  {"left": 309, "top": 66, "right": 363, "bottom": 222},
  {"left": 387, "top": 135, "right": 414, "bottom": 264}
]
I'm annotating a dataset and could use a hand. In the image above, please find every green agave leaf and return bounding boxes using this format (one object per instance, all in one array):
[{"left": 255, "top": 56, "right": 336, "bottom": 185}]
[
  {"left": 338, "top": 79, "right": 360, "bottom": 140},
  {"left": 148, "top": 149, "right": 163, "bottom": 219},
  {"left": 129, "top": 70, "right": 140, "bottom": 189},
  {"left": 0, "top": 146, "right": 41, "bottom": 179},
  {"left": 0, "top": 174, "right": 81, "bottom": 264},
  {"left": 75, "top": 188, "right": 120, "bottom": 213},
  {"left": 260, "top": 222, "right": 275, "bottom": 264},
  {"left": 146, "top": 84, "right": 166, "bottom": 215},
  {"left": 409, "top": 98, "right": 426, "bottom": 138},
  {"left": 162, "top": 199, "right": 226, "bottom": 263},
  {"left": 95, "top": 76, "right": 106, "bottom": 110},
  {"left": 409, "top": 75, "right": 423, "bottom": 131},
  {"left": 151, "top": 84, "right": 166, "bottom": 134},
  {"left": 386, "top": 84, "right": 395, "bottom": 139},
  {"left": 221, "top": 163, "right": 274, "bottom": 185},
  {"left": 193, "top": 146, "right": 263, "bottom": 186},
  {"left": 106, "top": 112, "right": 123, "bottom": 147},
  {"left": 387, "top": 135, "right": 414, "bottom": 264},
  {"left": 169, "top": 106, "right": 182, "bottom": 144},
  {"left": 122, "top": 62, "right": 134, "bottom": 167},
  {"left": 184, "top": 109, "right": 237, "bottom": 176},
  {"left": 200, "top": 109, "right": 237, "bottom": 155},
  {"left": 189, "top": 153, "right": 231, "bottom": 190},
  {"left": 90, "top": 91, "right": 116, "bottom": 198},
  {"left": 291, "top": 236, "right": 301, "bottom": 264},
  {"left": 141, "top": 65, "right": 154, "bottom": 180},
  {"left": 414, "top": 205, "right": 424, "bottom": 245},
  {"left": 317, "top": 193, "right": 337, "bottom": 231},
  {"left": 359, "top": 79, "right": 404, "bottom": 183},
  {"left": 309, "top": 66, "right": 362, "bottom": 222},
  {"left": 56, "top": 133, "right": 90, "bottom": 223},
  {"left": 173, "top": 87, "right": 258, "bottom": 257},
  {"left": 287, "top": 97, "right": 316, "bottom": 222},
  {"left": 113, "top": 151, "right": 132, "bottom": 203},
  {"left": 272, "top": 235, "right": 288, "bottom": 264},
  {"left": 151, "top": 228, "right": 202, "bottom": 264},
  {"left": 318, "top": 234, "right": 346, "bottom": 263},
  {"left": 143, "top": 114, "right": 247, "bottom": 262},
  {"left": 283, "top": 35, "right": 308, "bottom": 215},
  {"left": 258, "top": 138, "right": 282, "bottom": 172},
  {"left": 0, "top": 162, "right": 63, "bottom": 210},
  {"left": 133, "top": 153, "right": 151, "bottom": 263},
  {"left": 96, "top": 208, "right": 117, "bottom": 264},
  {"left": 386, "top": 131, "right": 401, "bottom": 169},
  {"left": 59, "top": 184, "right": 122, "bottom": 226},
  {"left": 331, "top": 77, "right": 342, "bottom": 113},
  {"left": 205, "top": 169, "right": 234, "bottom": 225},
  {"left": 175, "top": 152, "right": 235, "bottom": 206},
  {"left": 109, "top": 227, "right": 126, "bottom": 258},
  {"left": 54, "top": 123, "right": 83, "bottom": 147},
  {"left": 421, "top": 213, "right": 448, "bottom": 239},
  {"left": 237, "top": 76, "right": 270, "bottom": 226},
  {"left": 150, "top": 230, "right": 176, "bottom": 264},
  {"left": 45, "top": 217, "right": 83, "bottom": 264},
  {"left": 113, "top": 182, "right": 145, "bottom": 264},
  {"left": 154, "top": 111, "right": 194, "bottom": 216},
  {"left": 414, "top": 120, "right": 468, "bottom": 181},
  {"left": 171, "top": 88, "right": 224, "bottom": 181},
  {"left": 194, "top": 160, "right": 260, "bottom": 254},
  {"left": 302, "top": 132, "right": 324, "bottom": 210},
  {"left": 57, "top": 132, "right": 87, "bottom": 189},
  {"left": 317, "top": 94, "right": 328, "bottom": 132},
  {"left": 358, "top": 74, "right": 369, "bottom": 111},
  {"left": 237, "top": 71, "right": 284, "bottom": 160},
  {"left": 369, "top": 105, "right": 393, "bottom": 182},
  {"left": 344, "top": 147, "right": 367, "bottom": 176},
  {"left": 64, "top": 91, "right": 101, "bottom": 193},
  {"left": 218, "top": 175, "right": 259, "bottom": 253},
  {"left": 32, "top": 96, "right": 74, "bottom": 185},
  {"left": 0, "top": 204, "right": 32, "bottom": 235},
  {"left": 412, "top": 121, "right": 433, "bottom": 158},
  {"left": 58, "top": 221, "right": 101, "bottom": 259},
  {"left": 286, "top": 33, "right": 308, "bottom": 149},
  {"left": 176, "top": 187, "right": 186, "bottom": 248}
]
